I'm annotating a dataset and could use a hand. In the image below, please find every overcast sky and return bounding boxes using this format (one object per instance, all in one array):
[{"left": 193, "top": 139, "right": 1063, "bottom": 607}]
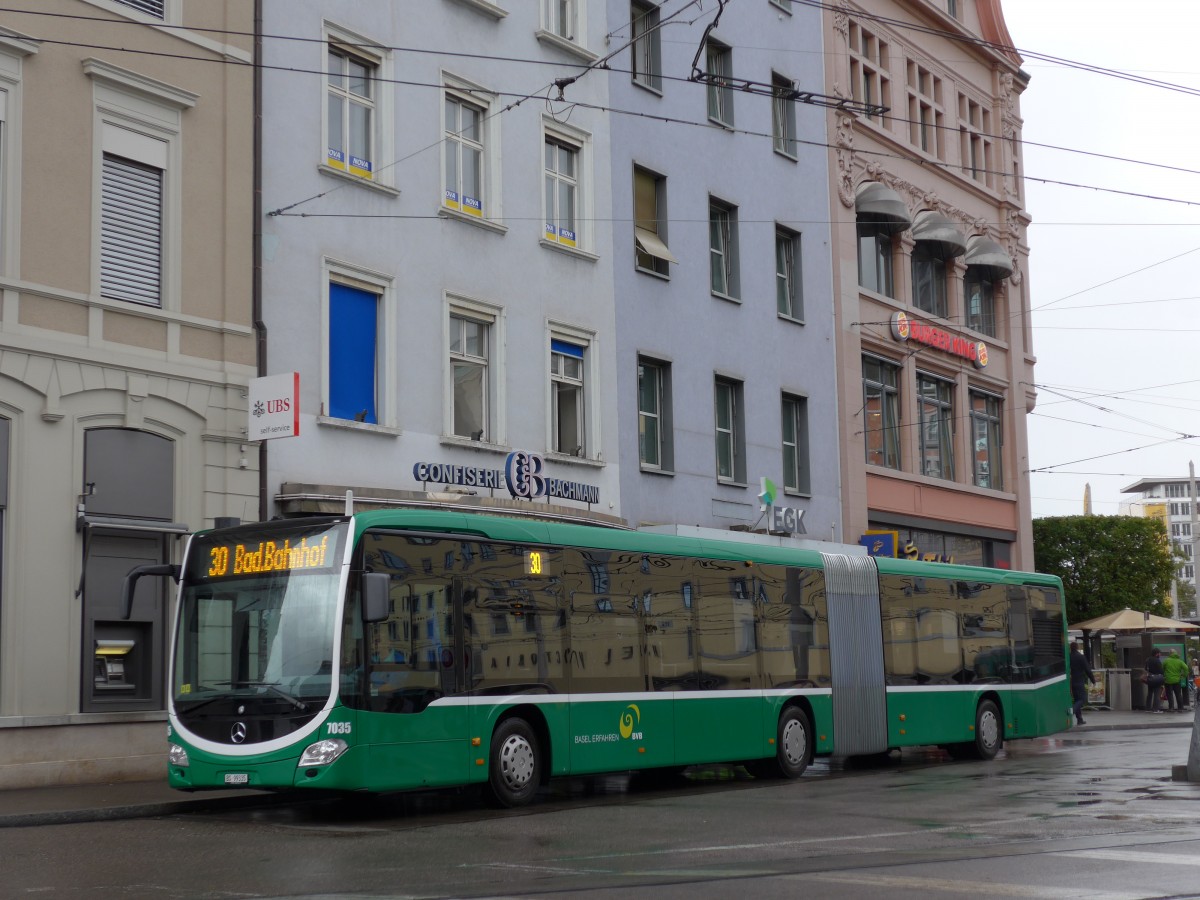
[{"left": 995, "top": 1, "right": 1200, "bottom": 520}]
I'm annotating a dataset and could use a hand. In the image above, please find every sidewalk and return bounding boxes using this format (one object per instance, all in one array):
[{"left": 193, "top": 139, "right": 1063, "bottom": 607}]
[{"left": 1, "top": 708, "right": 1194, "bottom": 828}]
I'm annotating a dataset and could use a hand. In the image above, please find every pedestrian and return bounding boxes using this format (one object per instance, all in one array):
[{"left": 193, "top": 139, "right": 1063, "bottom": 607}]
[
  {"left": 1162, "top": 648, "right": 1188, "bottom": 712},
  {"left": 1144, "top": 648, "right": 1165, "bottom": 713},
  {"left": 1069, "top": 641, "right": 1095, "bottom": 726}
]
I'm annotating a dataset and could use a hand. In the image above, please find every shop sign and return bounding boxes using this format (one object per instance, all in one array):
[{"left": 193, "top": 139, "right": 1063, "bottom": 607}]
[
  {"left": 412, "top": 450, "right": 599, "bottom": 504},
  {"left": 891, "top": 311, "right": 988, "bottom": 369},
  {"left": 248, "top": 372, "right": 299, "bottom": 440},
  {"left": 757, "top": 477, "right": 806, "bottom": 535}
]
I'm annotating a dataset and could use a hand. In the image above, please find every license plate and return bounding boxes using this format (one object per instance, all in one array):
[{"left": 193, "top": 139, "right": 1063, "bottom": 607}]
[{"left": 224, "top": 773, "right": 249, "bottom": 785}]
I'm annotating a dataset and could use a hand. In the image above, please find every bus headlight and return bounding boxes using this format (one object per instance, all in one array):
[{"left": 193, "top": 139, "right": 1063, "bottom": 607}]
[
  {"left": 168, "top": 743, "right": 190, "bottom": 767},
  {"left": 298, "top": 738, "right": 348, "bottom": 767}
]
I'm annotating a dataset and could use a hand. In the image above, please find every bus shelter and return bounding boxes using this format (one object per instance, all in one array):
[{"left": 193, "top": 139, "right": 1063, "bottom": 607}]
[{"left": 1070, "top": 608, "right": 1198, "bottom": 710}]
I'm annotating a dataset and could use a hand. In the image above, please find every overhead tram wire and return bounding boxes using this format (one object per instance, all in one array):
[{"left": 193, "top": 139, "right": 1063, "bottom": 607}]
[{"left": 12, "top": 6, "right": 1200, "bottom": 186}]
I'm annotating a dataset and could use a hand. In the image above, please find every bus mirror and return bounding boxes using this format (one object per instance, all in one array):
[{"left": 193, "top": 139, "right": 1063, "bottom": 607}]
[
  {"left": 363, "top": 572, "right": 390, "bottom": 623},
  {"left": 120, "top": 564, "right": 180, "bottom": 620}
]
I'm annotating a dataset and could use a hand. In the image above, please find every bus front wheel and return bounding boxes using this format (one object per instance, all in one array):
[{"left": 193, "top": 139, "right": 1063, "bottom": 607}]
[
  {"left": 487, "top": 717, "right": 540, "bottom": 808},
  {"left": 752, "top": 707, "right": 811, "bottom": 779}
]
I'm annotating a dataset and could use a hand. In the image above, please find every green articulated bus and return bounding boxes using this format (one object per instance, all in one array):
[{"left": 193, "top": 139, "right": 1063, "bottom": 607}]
[{"left": 127, "top": 509, "right": 1071, "bottom": 808}]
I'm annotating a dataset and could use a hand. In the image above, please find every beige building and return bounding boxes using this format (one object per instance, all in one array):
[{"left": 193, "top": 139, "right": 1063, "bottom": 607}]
[
  {"left": 0, "top": 0, "right": 255, "bottom": 788},
  {"left": 824, "top": 0, "right": 1036, "bottom": 569}
]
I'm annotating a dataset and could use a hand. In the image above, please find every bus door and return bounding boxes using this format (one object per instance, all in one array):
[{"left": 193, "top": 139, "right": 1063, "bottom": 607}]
[
  {"left": 1004, "top": 585, "right": 1032, "bottom": 735},
  {"left": 564, "top": 548, "right": 672, "bottom": 773},
  {"left": 822, "top": 553, "right": 888, "bottom": 755},
  {"left": 358, "top": 532, "right": 470, "bottom": 791}
]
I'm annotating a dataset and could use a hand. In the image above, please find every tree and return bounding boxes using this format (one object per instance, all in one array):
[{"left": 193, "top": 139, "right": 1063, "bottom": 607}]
[{"left": 1033, "top": 515, "right": 1178, "bottom": 625}]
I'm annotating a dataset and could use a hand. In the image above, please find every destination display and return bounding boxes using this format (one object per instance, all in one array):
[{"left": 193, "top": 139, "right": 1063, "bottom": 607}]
[{"left": 186, "top": 523, "right": 346, "bottom": 583}]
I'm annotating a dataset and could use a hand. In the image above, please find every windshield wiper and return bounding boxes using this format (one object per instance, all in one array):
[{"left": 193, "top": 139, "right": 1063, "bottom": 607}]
[{"left": 222, "top": 681, "right": 309, "bottom": 712}]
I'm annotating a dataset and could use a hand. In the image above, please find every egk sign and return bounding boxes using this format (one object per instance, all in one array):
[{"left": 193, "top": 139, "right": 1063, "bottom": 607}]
[{"left": 891, "top": 311, "right": 988, "bottom": 369}]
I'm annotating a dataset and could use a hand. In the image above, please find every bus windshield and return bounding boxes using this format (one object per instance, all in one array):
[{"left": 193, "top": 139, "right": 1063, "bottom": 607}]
[{"left": 172, "top": 521, "right": 347, "bottom": 717}]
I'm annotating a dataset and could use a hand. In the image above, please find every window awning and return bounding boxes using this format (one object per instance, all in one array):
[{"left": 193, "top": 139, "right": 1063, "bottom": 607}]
[
  {"left": 965, "top": 235, "right": 1014, "bottom": 280},
  {"left": 635, "top": 226, "right": 679, "bottom": 265},
  {"left": 854, "top": 182, "right": 911, "bottom": 234},
  {"left": 911, "top": 209, "right": 967, "bottom": 258}
]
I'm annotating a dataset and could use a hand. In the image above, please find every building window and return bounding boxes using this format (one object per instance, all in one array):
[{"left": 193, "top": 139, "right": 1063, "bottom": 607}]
[
  {"left": 917, "top": 373, "right": 955, "bottom": 480},
  {"left": 449, "top": 313, "right": 490, "bottom": 441},
  {"left": 326, "top": 44, "right": 377, "bottom": 180},
  {"left": 857, "top": 225, "right": 894, "bottom": 297},
  {"left": 705, "top": 40, "right": 733, "bottom": 127},
  {"left": 544, "top": 135, "right": 579, "bottom": 247},
  {"left": 912, "top": 243, "right": 949, "bottom": 318},
  {"left": 544, "top": 0, "right": 579, "bottom": 40},
  {"left": 970, "top": 391, "right": 1003, "bottom": 490},
  {"left": 776, "top": 225, "right": 802, "bottom": 320},
  {"left": 329, "top": 282, "right": 381, "bottom": 424},
  {"left": 113, "top": 0, "right": 165, "bottom": 17},
  {"left": 770, "top": 0, "right": 793, "bottom": 12},
  {"left": 782, "top": 394, "right": 810, "bottom": 493},
  {"left": 947, "top": 0, "right": 958, "bottom": 17},
  {"left": 631, "top": 1, "right": 662, "bottom": 91},
  {"left": 444, "top": 91, "right": 486, "bottom": 218},
  {"left": 1167, "top": 483, "right": 1186, "bottom": 498},
  {"left": 848, "top": 21, "right": 889, "bottom": 124},
  {"left": 964, "top": 267, "right": 996, "bottom": 336},
  {"left": 714, "top": 377, "right": 745, "bottom": 484},
  {"left": 907, "top": 63, "right": 944, "bottom": 157},
  {"left": 959, "top": 95, "right": 993, "bottom": 186},
  {"left": 863, "top": 356, "right": 900, "bottom": 469},
  {"left": 634, "top": 166, "right": 673, "bottom": 275},
  {"left": 87, "top": 62, "right": 191, "bottom": 311},
  {"left": 101, "top": 152, "right": 163, "bottom": 306},
  {"left": 551, "top": 338, "right": 586, "bottom": 456},
  {"left": 709, "top": 197, "right": 739, "bottom": 299},
  {"left": 638, "top": 357, "right": 673, "bottom": 471},
  {"left": 771, "top": 73, "right": 797, "bottom": 157}
]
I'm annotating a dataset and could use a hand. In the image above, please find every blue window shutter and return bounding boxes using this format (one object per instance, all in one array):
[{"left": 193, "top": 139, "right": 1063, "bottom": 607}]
[
  {"left": 329, "top": 283, "right": 378, "bottom": 423},
  {"left": 551, "top": 339, "right": 584, "bottom": 358}
]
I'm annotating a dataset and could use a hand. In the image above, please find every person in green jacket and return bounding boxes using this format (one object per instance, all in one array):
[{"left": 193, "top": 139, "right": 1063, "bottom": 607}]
[{"left": 1162, "top": 649, "right": 1189, "bottom": 712}]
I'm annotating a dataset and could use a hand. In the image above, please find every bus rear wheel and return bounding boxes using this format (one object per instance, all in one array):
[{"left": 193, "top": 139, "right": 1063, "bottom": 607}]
[
  {"left": 487, "top": 717, "right": 541, "bottom": 808},
  {"left": 949, "top": 699, "right": 1003, "bottom": 761},
  {"left": 751, "top": 707, "right": 811, "bottom": 779}
]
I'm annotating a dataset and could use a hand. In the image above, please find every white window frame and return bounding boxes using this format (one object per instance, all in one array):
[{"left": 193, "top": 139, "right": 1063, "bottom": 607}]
[
  {"left": 0, "top": 32, "right": 36, "bottom": 278},
  {"left": 537, "top": 0, "right": 596, "bottom": 59},
  {"left": 441, "top": 72, "right": 503, "bottom": 230},
  {"left": 782, "top": 392, "right": 810, "bottom": 494},
  {"left": 634, "top": 165, "right": 674, "bottom": 276},
  {"left": 848, "top": 22, "right": 889, "bottom": 125},
  {"left": 83, "top": 0, "right": 181, "bottom": 24},
  {"left": 319, "top": 258, "right": 397, "bottom": 433},
  {"left": 321, "top": 23, "right": 394, "bottom": 191},
  {"left": 769, "top": 0, "right": 793, "bottom": 13},
  {"left": 637, "top": 355, "right": 672, "bottom": 472},
  {"left": 542, "top": 118, "right": 593, "bottom": 255},
  {"left": 771, "top": 72, "right": 797, "bottom": 158},
  {"left": 630, "top": 1, "right": 662, "bottom": 93},
  {"left": 776, "top": 225, "right": 802, "bottom": 321},
  {"left": 547, "top": 321, "right": 598, "bottom": 460},
  {"left": 705, "top": 39, "right": 733, "bottom": 128},
  {"left": 86, "top": 59, "right": 195, "bottom": 312},
  {"left": 709, "top": 196, "right": 739, "bottom": 300},
  {"left": 714, "top": 376, "right": 745, "bottom": 484},
  {"left": 444, "top": 293, "right": 506, "bottom": 447}
]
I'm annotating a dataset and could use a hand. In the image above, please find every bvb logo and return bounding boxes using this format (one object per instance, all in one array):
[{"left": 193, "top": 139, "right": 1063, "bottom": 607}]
[{"left": 618, "top": 704, "right": 641, "bottom": 740}]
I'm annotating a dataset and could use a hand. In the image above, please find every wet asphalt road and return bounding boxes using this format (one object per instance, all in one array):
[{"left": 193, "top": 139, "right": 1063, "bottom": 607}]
[{"left": 3, "top": 727, "right": 1199, "bottom": 899}]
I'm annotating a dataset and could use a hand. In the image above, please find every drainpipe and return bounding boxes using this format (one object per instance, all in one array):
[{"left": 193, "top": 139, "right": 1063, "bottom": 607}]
[{"left": 253, "top": 0, "right": 268, "bottom": 521}]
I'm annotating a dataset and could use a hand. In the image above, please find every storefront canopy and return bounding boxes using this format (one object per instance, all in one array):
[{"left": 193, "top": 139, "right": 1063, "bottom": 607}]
[
  {"left": 965, "top": 234, "right": 1014, "bottom": 280},
  {"left": 911, "top": 209, "right": 967, "bottom": 258},
  {"left": 855, "top": 182, "right": 911, "bottom": 234},
  {"left": 1070, "top": 608, "right": 1199, "bottom": 632}
]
